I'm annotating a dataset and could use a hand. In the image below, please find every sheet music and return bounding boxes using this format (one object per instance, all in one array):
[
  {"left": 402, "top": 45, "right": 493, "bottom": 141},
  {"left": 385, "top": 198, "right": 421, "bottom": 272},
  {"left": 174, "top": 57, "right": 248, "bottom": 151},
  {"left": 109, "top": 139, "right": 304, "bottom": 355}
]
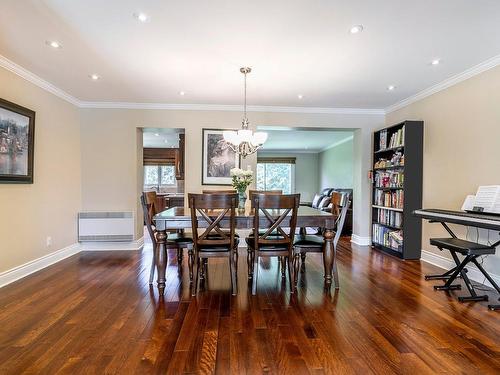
[{"left": 474, "top": 185, "right": 500, "bottom": 214}]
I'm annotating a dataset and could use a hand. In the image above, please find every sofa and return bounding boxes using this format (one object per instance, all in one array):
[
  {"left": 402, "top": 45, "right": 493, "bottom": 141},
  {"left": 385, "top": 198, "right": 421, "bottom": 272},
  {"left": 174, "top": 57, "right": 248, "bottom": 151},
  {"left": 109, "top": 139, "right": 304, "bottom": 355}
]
[{"left": 303, "top": 188, "right": 353, "bottom": 234}]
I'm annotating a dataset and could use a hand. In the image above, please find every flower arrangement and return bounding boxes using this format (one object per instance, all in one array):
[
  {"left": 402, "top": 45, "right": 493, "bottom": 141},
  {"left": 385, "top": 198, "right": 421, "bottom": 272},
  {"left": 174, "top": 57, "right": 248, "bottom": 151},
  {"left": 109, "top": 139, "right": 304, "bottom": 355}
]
[{"left": 230, "top": 168, "right": 253, "bottom": 193}]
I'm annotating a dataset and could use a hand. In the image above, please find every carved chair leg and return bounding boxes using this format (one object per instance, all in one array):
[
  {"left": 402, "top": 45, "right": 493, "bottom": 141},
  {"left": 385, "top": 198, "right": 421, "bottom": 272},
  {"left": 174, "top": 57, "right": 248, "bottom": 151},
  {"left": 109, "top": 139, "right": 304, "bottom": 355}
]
[
  {"left": 333, "top": 245, "right": 340, "bottom": 289},
  {"left": 286, "top": 256, "right": 293, "bottom": 294},
  {"left": 280, "top": 256, "right": 286, "bottom": 278},
  {"left": 247, "top": 248, "right": 254, "bottom": 278},
  {"left": 229, "top": 254, "right": 237, "bottom": 296},
  {"left": 293, "top": 253, "right": 300, "bottom": 289},
  {"left": 252, "top": 251, "right": 259, "bottom": 295},
  {"left": 192, "top": 256, "right": 200, "bottom": 296},
  {"left": 188, "top": 247, "right": 194, "bottom": 282},
  {"left": 149, "top": 248, "right": 156, "bottom": 285}
]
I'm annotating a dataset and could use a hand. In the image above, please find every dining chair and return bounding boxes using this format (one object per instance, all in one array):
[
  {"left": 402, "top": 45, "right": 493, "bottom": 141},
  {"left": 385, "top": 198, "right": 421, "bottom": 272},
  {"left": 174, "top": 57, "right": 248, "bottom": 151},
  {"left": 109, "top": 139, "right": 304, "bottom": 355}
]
[
  {"left": 188, "top": 193, "right": 239, "bottom": 295},
  {"left": 246, "top": 193, "right": 300, "bottom": 295},
  {"left": 293, "top": 191, "right": 351, "bottom": 289},
  {"left": 141, "top": 191, "right": 193, "bottom": 284}
]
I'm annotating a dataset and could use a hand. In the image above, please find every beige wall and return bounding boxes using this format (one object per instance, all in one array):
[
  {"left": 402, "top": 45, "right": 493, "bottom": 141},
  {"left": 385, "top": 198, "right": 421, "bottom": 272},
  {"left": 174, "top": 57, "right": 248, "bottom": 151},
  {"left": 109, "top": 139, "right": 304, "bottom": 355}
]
[
  {"left": 318, "top": 137, "right": 354, "bottom": 190},
  {"left": 79, "top": 109, "right": 383, "bottom": 239},
  {"left": 386, "top": 65, "right": 500, "bottom": 274},
  {"left": 0, "top": 67, "right": 81, "bottom": 272}
]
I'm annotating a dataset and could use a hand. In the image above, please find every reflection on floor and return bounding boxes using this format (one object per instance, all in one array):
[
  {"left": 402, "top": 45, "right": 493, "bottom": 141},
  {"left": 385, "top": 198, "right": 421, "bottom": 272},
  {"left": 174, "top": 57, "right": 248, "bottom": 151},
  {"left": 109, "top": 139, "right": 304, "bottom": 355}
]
[{"left": 0, "top": 238, "right": 499, "bottom": 374}]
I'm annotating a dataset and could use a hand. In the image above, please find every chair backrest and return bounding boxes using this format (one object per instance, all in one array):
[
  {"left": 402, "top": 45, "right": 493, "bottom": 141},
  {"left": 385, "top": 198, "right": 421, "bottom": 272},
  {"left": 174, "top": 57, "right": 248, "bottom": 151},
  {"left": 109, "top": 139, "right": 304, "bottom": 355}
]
[
  {"left": 188, "top": 193, "right": 238, "bottom": 250},
  {"left": 333, "top": 192, "right": 351, "bottom": 247},
  {"left": 141, "top": 191, "right": 157, "bottom": 246},
  {"left": 249, "top": 190, "right": 283, "bottom": 208},
  {"left": 252, "top": 193, "right": 300, "bottom": 251},
  {"left": 202, "top": 189, "right": 237, "bottom": 194}
]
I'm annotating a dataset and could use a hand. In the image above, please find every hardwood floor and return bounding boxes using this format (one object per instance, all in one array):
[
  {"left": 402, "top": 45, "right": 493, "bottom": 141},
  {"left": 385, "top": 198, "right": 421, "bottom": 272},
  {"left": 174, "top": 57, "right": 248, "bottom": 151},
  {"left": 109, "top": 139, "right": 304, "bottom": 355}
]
[{"left": 0, "top": 238, "right": 499, "bottom": 374}]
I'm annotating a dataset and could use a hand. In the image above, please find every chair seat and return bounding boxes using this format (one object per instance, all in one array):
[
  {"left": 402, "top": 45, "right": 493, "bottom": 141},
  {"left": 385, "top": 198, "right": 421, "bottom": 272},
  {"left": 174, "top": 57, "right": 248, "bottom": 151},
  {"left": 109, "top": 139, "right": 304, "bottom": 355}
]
[
  {"left": 198, "top": 239, "right": 239, "bottom": 252},
  {"left": 166, "top": 233, "right": 193, "bottom": 245},
  {"left": 430, "top": 238, "right": 496, "bottom": 255},
  {"left": 245, "top": 236, "right": 289, "bottom": 251},
  {"left": 293, "top": 234, "right": 324, "bottom": 248}
]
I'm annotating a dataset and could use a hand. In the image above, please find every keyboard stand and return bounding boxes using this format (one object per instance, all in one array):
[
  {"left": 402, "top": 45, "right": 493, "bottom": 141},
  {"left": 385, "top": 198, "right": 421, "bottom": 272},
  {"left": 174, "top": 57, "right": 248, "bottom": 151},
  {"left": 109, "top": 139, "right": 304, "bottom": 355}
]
[{"left": 427, "top": 222, "right": 500, "bottom": 303}]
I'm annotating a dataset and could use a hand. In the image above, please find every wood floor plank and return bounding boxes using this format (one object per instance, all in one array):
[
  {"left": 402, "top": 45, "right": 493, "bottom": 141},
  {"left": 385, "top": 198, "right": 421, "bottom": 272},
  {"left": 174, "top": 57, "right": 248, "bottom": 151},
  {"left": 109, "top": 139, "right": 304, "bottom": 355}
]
[{"left": 0, "top": 237, "right": 498, "bottom": 374}]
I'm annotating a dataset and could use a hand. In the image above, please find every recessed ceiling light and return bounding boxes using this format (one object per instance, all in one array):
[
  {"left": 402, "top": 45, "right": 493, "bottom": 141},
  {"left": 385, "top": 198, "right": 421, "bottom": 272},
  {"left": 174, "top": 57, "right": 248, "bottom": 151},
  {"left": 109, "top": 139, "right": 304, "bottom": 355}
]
[
  {"left": 431, "top": 59, "right": 441, "bottom": 65},
  {"left": 178, "top": 91, "right": 185, "bottom": 96},
  {"left": 133, "top": 12, "right": 150, "bottom": 23},
  {"left": 46, "top": 40, "right": 62, "bottom": 49},
  {"left": 349, "top": 25, "right": 364, "bottom": 34},
  {"left": 387, "top": 85, "right": 396, "bottom": 91},
  {"left": 89, "top": 74, "right": 100, "bottom": 81},
  {"left": 154, "top": 133, "right": 160, "bottom": 137},
  {"left": 297, "top": 94, "right": 303, "bottom": 99}
]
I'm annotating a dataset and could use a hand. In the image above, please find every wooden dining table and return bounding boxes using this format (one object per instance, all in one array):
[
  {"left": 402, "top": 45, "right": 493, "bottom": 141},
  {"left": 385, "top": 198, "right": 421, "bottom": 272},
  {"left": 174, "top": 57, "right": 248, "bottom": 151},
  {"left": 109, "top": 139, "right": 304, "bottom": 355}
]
[{"left": 153, "top": 205, "right": 337, "bottom": 296}]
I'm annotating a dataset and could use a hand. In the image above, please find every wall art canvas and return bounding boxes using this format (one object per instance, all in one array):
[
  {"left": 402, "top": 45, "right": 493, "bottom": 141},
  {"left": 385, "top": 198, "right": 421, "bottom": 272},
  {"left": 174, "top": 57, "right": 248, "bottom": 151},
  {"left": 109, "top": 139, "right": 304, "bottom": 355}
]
[
  {"left": 202, "top": 128, "right": 240, "bottom": 185},
  {"left": 0, "top": 98, "right": 35, "bottom": 183}
]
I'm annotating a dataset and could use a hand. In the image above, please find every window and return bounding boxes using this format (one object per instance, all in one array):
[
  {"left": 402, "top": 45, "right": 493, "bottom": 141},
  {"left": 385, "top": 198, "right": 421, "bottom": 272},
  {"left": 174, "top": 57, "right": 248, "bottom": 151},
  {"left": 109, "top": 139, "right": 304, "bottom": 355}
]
[
  {"left": 144, "top": 165, "right": 176, "bottom": 190},
  {"left": 256, "top": 158, "right": 295, "bottom": 193}
]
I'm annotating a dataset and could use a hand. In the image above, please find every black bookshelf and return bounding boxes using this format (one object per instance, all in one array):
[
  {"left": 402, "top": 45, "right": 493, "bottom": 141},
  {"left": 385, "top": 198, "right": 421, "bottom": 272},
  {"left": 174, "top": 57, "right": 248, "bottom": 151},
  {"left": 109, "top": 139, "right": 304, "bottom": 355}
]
[{"left": 371, "top": 121, "right": 423, "bottom": 260}]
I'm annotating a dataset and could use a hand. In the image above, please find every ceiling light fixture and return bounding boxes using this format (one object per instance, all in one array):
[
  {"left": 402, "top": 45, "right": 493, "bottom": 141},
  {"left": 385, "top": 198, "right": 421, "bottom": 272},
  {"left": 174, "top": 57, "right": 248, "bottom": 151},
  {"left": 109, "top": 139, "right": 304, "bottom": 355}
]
[
  {"left": 46, "top": 40, "right": 61, "bottom": 49},
  {"left": 431, "top": 59, "right": 441, "bottom": 65},
  {"left": 387, "top": 85, "right": 396, "bottom": 91},
  {"left": 134, "top": 12, "right": 150, "bottom": 22},
  {"left": 349, "top": 25, "right": 364, "bottom": 34},
  {"left": 179, "top": 91, "right": 185, "bottom": 96},
  {"left": 297, "top": 94, "right": 303, "bottom": 99},
  {"left": 223, "top": 67, "right": 267, "bottom": 158},
  {"left": 89, "top": 74, "right": 100, "bottom": 81}
]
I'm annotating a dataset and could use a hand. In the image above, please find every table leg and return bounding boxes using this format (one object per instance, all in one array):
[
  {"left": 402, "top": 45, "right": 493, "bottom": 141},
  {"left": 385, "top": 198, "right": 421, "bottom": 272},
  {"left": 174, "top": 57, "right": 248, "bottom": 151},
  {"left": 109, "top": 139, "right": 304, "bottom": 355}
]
[
  {"left": 323, "top": 228, "right": 334, "bottom": 288},
  {"left": 155, "top": 229, "right": 168, "bottom": 296}
]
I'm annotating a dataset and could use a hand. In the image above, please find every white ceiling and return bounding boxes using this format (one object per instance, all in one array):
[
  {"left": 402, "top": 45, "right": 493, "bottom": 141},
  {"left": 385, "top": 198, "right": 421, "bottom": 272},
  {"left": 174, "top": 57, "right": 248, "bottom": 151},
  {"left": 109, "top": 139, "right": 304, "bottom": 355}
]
[
  {"left": 0, "top": 1, "right": 500, "bottom": 109},
  {"left": 259, "top": 129, "right": 353, "bottom": 152},
  {"left": 143, "top": 128, "right": 182, "bottom": 148}
]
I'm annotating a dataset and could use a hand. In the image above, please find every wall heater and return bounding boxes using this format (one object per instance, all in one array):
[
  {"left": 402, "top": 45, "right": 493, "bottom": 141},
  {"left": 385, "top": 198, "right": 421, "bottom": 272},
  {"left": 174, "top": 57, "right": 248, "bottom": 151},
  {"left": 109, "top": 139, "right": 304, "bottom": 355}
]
[{"left": 78, "top": 212, "right": 134, "bottom": 242}]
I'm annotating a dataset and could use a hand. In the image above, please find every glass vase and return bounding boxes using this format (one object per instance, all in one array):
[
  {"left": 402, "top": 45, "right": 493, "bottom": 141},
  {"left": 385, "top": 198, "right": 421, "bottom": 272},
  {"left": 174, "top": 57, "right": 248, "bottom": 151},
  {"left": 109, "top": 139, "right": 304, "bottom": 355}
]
[{"left": 238, "top": 189, "right": 246, "bottom": 210}]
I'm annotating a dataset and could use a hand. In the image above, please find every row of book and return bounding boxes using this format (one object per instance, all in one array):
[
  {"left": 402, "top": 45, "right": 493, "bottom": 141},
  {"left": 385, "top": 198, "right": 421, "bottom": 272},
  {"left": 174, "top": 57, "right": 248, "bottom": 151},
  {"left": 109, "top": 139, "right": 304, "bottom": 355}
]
[
  {"left": 374, "top": 171, "right": 404, "bottom": 188},
  {"left": 378, "top": 126, "right": 405, "bottom": 151},
  {"left": 375, "top": 208, "right": 403, "bottom": 228},
  {"left": 372, "top": 224, "right": 403, "bottom": 251},
  {"left": 374, "top": 189, "right": 404, "bottom": 209}
]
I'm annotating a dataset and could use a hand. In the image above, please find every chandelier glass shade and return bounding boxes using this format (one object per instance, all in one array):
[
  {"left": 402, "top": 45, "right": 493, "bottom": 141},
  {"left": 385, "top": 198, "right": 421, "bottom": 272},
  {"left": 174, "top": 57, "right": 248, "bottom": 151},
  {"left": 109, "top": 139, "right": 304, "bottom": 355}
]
[{"left": 223, "top": 67, "right": 267, "bottom": 158}]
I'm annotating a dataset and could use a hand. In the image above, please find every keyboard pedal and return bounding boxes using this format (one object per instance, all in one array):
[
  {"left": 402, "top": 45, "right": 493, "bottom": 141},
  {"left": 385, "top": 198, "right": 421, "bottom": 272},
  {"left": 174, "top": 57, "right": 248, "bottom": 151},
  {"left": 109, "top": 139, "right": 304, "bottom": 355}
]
[
  {"left": 458, "top": 295, "right": 488, "bottom": 303},
  {"left": 434, "top": 284, "right": 461, "bottom": 291}
]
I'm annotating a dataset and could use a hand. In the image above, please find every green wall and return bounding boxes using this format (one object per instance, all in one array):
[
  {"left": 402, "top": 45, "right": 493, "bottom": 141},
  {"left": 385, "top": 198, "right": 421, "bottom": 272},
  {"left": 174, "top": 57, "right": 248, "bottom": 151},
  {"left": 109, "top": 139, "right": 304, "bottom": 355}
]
[{"left": 318, "top": 137, "right": 354, "bottom": 189}]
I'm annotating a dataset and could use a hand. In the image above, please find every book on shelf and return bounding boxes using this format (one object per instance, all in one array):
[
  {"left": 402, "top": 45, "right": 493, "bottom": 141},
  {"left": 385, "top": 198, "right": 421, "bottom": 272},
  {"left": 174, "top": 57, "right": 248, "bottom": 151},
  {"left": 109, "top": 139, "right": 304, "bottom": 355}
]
[
  {"left": 379, "top": 129, "right": 387, "bottom": 150},
  {"left": 374, "top": 189, "right": 404, "bottom": 209},
  {"left": 372, "top": 223, "right": 403, "bottom": 252},
  {"left": 375, "top": 208, "right": 403, "bottom": 228},
  {"left": 387, "top": 127, "right": 404, "bottom": 149},
  {"left": 374, "top": 170, "right": 404, "bottom": 188}
]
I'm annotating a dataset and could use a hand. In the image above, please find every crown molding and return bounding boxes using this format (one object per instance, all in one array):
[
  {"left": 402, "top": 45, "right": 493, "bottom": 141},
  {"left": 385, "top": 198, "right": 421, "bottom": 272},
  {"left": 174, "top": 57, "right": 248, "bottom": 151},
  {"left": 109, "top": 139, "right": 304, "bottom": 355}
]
[
  {"left": 0, "top": 54, "right": 81, "bottom": 106},
  {"left": 78, "top": 101, "right": 385, "bottom": 115},
  {"left": 385, "top": 53, "right": 500, "bottom": 114}
]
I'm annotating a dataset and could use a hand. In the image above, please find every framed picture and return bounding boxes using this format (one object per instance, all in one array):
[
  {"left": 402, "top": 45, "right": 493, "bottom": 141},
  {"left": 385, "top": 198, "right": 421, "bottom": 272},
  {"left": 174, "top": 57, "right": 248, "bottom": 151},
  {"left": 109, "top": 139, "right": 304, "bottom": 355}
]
[
  {"left": 202, "top": 128, "right": 240, "bottom": 185},
  {"left": 0, "top": 98, "right": 35, "bottom": 184}
]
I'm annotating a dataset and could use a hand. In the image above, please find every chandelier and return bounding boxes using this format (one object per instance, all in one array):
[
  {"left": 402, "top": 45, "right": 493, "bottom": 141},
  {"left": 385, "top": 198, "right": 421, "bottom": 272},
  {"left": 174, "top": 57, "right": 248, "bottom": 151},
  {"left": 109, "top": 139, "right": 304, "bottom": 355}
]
[{"left": 223, "top": 67, "right": 267, "bottom": 158}]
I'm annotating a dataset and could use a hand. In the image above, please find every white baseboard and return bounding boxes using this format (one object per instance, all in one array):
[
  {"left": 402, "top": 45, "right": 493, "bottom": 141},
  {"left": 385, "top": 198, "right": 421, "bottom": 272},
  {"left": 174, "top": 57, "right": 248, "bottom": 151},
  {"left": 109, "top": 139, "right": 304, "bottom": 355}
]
[
  {"left": 421, "top": 249, "right": 500, "bottom": 289},
  {"left": 351, "top": 234, "right": 371, "bottom": 246},
  {"left": 79, "top": 236, "right": 144, "bottom": 251},
  {"left": 0, "top": 243, "right": 80, "bottom": 288}
]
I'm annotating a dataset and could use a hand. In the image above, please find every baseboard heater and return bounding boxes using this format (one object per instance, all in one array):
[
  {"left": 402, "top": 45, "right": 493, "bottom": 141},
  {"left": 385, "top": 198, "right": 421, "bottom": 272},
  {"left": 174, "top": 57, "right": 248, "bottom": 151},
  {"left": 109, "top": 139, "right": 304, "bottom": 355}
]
[{"left": 78, "top": 212, "right": 134, "bottom": 242}]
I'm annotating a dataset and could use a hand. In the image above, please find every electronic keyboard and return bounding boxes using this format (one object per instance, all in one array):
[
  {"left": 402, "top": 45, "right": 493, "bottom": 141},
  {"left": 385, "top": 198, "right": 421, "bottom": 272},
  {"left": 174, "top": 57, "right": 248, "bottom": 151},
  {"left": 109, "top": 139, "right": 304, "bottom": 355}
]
[{"left": 413, "top": 209, "right": 500, "bottom": 231}]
